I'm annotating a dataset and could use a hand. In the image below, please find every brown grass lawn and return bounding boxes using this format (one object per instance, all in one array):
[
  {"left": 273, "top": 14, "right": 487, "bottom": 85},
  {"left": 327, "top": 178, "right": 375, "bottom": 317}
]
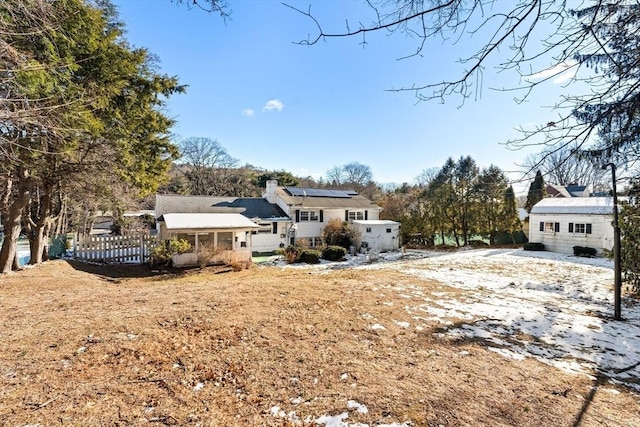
[{"left": 0, "top": 260, "right": 638, "bottom": 426}]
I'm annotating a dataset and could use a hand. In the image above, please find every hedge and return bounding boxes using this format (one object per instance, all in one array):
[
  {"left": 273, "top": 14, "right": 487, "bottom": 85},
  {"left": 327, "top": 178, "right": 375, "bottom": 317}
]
[
  {"left": 523, "top": 242, "right": 545, "bottom": 251},
  {"left": 573, "top": 246, "right": 597, "bottom": 257}
]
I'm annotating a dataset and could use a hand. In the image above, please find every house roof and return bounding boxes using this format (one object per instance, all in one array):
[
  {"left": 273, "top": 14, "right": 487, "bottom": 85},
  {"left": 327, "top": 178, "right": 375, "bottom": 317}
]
[
  {"left": 155, "top": 195, "right": 289, "bottom": 220},
  {"left": 530, "top": 197, "right": 615, "bottom": 215},
  {"left": 276, "top": 187, "right": 381, "bottom": 210},
  {"left": 162, "top": 213, "right": 260, "bottom": 230},
  {"left": 546, "top": 184, "right": 588, "bottom": 198}
]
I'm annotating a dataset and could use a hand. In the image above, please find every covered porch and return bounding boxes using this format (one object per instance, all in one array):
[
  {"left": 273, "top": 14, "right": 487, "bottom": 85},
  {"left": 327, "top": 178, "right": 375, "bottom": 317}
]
[{"left": 158, "top": 213, "right": 260, "bottom": 266}]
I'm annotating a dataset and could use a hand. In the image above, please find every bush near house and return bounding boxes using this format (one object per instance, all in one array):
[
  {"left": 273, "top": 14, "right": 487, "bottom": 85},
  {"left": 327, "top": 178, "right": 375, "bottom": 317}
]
[
  {"left": 299, "top": 249, "right": 321, "bottom": 264},
  {"left": 322, "top": 218, "right": 357, "bottom": 249},
  {"left": 282, "top": 246, "right": 322, "bottom": 264},
  {"left": 284, "top": 246, "right": 299, "bottom": 264},
  {"left": 573, "top": 246, "right": 597, "bottom": 257},
  {"left": 150, "top": 238, "right": 192, "bottom": 268},
  {"left": 523, "top": 242, "right": 545, "bottom": 251},
  {"left": 322, "top": 245, "right": 347, "bottom": 261}
]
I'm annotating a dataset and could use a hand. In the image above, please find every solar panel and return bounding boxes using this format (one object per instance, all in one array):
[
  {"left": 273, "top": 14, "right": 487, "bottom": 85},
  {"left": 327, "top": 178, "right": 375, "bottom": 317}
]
[{"left": 284, "top": 187, "right": 355, "bottom": 198}]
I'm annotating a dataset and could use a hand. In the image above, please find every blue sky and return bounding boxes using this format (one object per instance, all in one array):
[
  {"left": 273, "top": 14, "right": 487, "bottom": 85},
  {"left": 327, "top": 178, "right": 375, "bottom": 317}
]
[{"left": 113, "top": 0, "right": 574, "bottom": 189}]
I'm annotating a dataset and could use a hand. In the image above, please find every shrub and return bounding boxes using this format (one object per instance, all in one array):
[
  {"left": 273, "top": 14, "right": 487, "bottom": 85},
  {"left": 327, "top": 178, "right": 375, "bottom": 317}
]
[
  {"left": 322, "top": 218, "right": 358, "bottom": 249},
  {"left": 196, "top": 243, "right": 220, "bottom": 268},
  {"left": 220, "top": 251, "right": 252, "bottom": 271},
  {"left": 299, "top": 249, "right": 321, "bottom": 264},
  {"left": 573, "top": 246, "right": 597, "bottom": 257},
  {"left": 523, "top": 242, "right": 545, "bottom": 251},
  {"left": 322, "top": 245, "right": 347, "bottom": 261},
  {"left": 284, "top": 245, "right": 299, "bottom": 264},
  {"left": 150, "top": 238, "right": 192, "bottom": 268}
]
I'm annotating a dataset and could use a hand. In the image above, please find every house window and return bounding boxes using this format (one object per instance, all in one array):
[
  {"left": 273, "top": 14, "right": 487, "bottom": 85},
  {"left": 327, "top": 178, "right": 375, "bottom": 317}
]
[
  {"left": 540, "top": 222, "right": 560, "bottom": 233},
  {"left": 299, "top": 210, "right": 319, "bottom": 221},
  {"left": 218, "top": 232, "right": 233, "bottom": 250},
  {"left": 257, "top": 222, "right": 272, "bottom": 233},
  {"left": 569, "top": 223, "right": 592, "bottom": 234},
  {"left": 175, "top": 233, "right": 196, "bottom": 248},
  {"left": 348, "top": 211, "right": 364, "bottom": 221}
]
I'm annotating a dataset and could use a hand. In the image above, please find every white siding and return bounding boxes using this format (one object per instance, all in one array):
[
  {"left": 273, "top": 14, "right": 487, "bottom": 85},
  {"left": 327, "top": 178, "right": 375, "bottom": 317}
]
[
  {"left": 252, "top": 221, "right": 290, "bottom": 253},
  {"left": 353, "top": 221, "right": 400, "bottom": 252},
  {"left": 528, "top": 213, "right": 614, "bottom": 255}
]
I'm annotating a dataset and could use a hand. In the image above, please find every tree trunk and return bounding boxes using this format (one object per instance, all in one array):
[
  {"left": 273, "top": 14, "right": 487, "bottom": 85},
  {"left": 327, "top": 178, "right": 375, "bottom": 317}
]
[
  {"left": 0, "top": 170, "right": 31, "bottom": 273},
  {"left": 27, "top": 183, "right": 54, "bottom": 265}
]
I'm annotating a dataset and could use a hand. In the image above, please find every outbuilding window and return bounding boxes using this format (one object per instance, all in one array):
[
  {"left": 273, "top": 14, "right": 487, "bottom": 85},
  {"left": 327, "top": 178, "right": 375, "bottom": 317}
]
[
  {"left": 540, "top": 222, "right": 560, "bottom": 233},
  {"left": 569, "top": 223, "right": 592, "bottom": 234}
]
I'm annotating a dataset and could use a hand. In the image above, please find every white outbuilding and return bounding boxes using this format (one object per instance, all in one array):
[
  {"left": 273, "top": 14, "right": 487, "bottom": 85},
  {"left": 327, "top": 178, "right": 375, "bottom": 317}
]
[
  {"left": 352, "top": 220, "right": 401, "bottom": 252},
  {"left": 528, "top": 197, "right": 616, "bottom": 255}
]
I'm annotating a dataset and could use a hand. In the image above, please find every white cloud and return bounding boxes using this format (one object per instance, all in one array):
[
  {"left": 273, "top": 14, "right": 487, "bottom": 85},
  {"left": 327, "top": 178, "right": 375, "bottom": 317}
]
[
  {"left": 241, "top": 108, "right": 254, "bottom": 117},
  {"left": 262, "top": 99, "right": 284, "bottom": 112},
  {"left": 526, "top": 60, "right": 577, "bottom": 84}
]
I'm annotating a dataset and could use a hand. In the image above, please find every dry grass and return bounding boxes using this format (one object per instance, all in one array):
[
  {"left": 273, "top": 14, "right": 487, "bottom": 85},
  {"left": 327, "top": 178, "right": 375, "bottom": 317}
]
[{"left": 0, "top": 260, "right": 638, "bottom": 426}]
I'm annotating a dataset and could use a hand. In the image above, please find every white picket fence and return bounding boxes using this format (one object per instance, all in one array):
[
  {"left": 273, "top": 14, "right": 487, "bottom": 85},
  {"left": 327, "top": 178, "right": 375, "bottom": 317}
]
[{"left": 74, "top": 234, "right": 158, "bottom": 264}]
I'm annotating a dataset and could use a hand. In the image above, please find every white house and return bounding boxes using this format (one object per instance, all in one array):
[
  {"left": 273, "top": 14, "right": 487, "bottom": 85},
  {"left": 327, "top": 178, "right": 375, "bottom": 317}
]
[
  {"left": 155, "top": 180, "right": 393, "bottom": 255},
  {"left": 528, "top": 197, "right": 616, "bottom": 255},
  {"left": 263, "top": 180, "right": 384, "bottom": 248},
  {"left": 155, "top": 195, "right": 291, "bottom": 253},
  {"left": 352, "top": 220, "right": 401, "bottom": 252}
]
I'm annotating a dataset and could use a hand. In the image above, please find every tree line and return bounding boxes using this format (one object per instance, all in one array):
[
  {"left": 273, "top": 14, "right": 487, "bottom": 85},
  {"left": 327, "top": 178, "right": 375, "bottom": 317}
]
[{"left": 378, "top": 157, "right": 521, "bottom": 247}]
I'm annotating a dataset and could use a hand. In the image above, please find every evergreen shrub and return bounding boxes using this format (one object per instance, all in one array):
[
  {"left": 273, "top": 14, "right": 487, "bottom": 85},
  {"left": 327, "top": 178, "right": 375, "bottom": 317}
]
[
  {"left": 299, "top": 249, "right": 321, "bottom": 264},
  {"left": 523, "top": 242, "right": 545, "bottom": 251},
  {"left": 322, "top": 245, "right": 347, "bottom": 261},
  {"left": 573, "top": 246, "right": 597, "bottom": 257}
]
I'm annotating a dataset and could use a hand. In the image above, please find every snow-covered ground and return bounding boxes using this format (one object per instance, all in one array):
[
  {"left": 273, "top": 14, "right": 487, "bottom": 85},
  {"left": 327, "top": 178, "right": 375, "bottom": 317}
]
[
  {"left": 363, "top": 248, "right": 639, "bottom": 391},
  {"left": 263, "top": 248, "right": 639, "bottom": 425},
  {"left": 269, "top": 248, "right": 639, "bottom": 391}
]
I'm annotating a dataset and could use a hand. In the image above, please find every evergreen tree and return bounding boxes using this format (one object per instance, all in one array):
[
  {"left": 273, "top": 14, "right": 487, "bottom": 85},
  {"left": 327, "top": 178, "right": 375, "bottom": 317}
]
[
  {"left": 525, "top": 171, "right": 545, "bottom": 213},
  {"left": 0, "top": 0, "right": 183, "bottom": 272},
  {"left": 474, "top": 165, "right": 507, "bottom": 245},
  {"left": 501, "top": 185, "right": 522, "bottom": 244}
]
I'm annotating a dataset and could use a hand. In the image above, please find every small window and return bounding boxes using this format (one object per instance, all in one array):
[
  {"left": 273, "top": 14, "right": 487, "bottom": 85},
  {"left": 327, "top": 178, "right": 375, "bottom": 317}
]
[
  {"left": 366, "top": 227, "right": 372, "bottom": 233},
  {"left": 299, "top": 210, "right": 319, "bottom": 222},
  {"left": 348, "top": 211, "right": 364, "bottom": 221},
  {"left": 543, "top": 222, "right": 559, "bottom": 233},
  {"left": 386, "top": 228, "right": 392, "bottom": 233},
  {"left": 570, "top": 223, "right": 592, "bottom": 234}
]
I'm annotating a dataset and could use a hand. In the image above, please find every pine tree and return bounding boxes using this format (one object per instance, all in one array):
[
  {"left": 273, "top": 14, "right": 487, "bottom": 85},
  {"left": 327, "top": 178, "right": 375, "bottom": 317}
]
[
  {"left": 501, "top": 185, "right": 521, "bottom": 244},
  {"left": 525, "top": 171, "right": 545, "bottom": 213}
]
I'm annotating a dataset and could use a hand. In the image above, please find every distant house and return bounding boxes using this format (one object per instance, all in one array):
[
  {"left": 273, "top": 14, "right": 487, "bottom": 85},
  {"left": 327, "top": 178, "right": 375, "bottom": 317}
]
[
  {"left": 262, "top": 180, "right": 387, "bottom": 248},
  {"left": 546, "top": 184, "right": 589, "bottom": 198},
  {"left": 528, "top": 197, "right": 615, "bottom": 255}
]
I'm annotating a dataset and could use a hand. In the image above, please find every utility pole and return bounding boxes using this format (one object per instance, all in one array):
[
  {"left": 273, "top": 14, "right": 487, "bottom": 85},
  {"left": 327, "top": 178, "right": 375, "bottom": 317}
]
[{"left": 604, "top": 162, "right": 622, "bottom": 320}]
